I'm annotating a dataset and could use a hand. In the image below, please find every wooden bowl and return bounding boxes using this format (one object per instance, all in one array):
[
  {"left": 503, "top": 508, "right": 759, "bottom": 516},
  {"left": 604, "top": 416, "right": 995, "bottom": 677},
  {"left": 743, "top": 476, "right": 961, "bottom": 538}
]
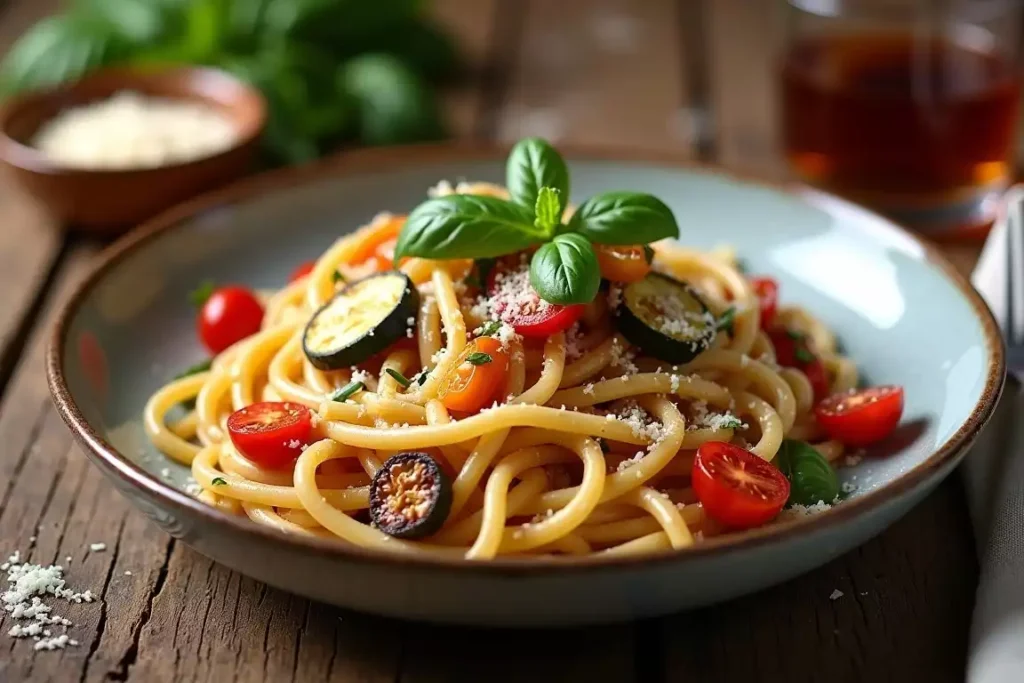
[{"left": 0, "top": 66, "right": 266, "bottom": 235}]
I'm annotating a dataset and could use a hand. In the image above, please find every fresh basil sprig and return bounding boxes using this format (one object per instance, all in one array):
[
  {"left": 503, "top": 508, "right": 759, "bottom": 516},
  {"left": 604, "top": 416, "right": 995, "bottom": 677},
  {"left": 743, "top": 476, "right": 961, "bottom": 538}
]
[{"left": 395, "top": 138, "right": 680, "bottom": 305}]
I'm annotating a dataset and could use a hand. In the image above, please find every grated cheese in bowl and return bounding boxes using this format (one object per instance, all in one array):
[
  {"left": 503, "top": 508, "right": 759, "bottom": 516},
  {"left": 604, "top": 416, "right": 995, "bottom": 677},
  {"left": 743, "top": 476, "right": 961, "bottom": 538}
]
[{"left": 32, "top": 91, "right": 239, "bottom": 171}]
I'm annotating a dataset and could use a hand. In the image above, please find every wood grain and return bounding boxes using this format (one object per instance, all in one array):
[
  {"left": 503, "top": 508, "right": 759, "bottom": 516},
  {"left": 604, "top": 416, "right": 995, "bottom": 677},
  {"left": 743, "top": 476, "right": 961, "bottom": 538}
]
[
  {"left": 0, "top": 0, "right": 65, "bottom": 398},
  {"left": 703, "top": 0, "right": 785, "bottom": 177},
  {"left": 497, "top": 0, "right": 693, "bottom": 152}
]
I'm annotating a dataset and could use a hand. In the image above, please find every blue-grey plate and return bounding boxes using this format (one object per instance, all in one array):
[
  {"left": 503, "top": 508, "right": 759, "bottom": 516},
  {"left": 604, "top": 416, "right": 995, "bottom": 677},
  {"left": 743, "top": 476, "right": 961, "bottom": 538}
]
[{"left": 47, "top": 145, "right": 1004, "bottom": 626}]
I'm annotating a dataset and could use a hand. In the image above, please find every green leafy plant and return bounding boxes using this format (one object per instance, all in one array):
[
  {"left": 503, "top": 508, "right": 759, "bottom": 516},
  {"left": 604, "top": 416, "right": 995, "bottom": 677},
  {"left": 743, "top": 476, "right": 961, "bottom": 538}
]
[
  {"left": 0, "top": 0, "right": 460, "bottom": 165},
  {"left": 394, "top": 138, "right": 680, "bottom": 305}
]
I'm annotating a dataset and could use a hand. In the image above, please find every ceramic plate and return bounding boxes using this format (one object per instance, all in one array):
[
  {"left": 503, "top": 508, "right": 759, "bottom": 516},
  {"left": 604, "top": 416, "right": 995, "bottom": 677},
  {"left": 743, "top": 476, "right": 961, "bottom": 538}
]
[{"left": 47, "top": 145, "right": 1004, "bottom": 626}]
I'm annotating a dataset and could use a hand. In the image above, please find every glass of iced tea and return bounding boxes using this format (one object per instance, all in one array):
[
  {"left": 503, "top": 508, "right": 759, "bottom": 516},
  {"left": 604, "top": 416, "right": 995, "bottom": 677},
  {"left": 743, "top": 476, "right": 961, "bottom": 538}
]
[{"left": 781, "top": 0, "right": 1022, "bottom": 238}]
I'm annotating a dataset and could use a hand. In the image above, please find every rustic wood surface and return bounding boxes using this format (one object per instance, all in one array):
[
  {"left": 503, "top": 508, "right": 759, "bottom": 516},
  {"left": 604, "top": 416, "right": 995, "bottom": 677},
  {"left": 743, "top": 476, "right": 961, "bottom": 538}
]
[{"left": 0, "top": 1, "right": 987, "bottom": 681}]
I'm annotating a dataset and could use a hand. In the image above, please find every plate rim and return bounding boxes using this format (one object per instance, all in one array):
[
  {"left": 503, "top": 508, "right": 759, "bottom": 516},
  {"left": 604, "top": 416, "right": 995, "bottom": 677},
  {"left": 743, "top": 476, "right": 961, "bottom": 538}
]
[{"left": 45, "top": 142, "right": 1006, "bottom": 575}]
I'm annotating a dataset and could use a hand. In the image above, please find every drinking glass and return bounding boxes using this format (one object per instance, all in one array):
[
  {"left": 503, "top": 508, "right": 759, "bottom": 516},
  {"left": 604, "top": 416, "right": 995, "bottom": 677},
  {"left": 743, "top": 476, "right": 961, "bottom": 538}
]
[{"left": 781, "top": 0, "right": 1023, "bottom": 238}]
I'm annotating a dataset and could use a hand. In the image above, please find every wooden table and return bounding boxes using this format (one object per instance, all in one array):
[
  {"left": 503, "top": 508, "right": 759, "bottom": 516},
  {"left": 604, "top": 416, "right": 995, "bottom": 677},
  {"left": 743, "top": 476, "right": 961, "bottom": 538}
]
[{"left": 0, "top": 2, "right": 988, "bottom": 681}]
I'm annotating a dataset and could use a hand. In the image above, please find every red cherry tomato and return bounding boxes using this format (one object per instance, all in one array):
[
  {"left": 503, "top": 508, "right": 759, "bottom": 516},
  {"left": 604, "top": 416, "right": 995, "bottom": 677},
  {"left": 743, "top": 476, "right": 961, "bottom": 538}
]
[
  {"left": 768, "top": 328, "right": 830, "bottom": 400},
  {"left": 197, "top": 286, "right": 264, "bottom": 354},
  {"left": 815, "top": 385, "right": 904, "bottom": 447},
  {"left": 691, "top": 441, "right": 790, "bottom": 529},
  {"left": 486, "top": 265, "right": 584, "bottom": 338},
  {"left": 227, "top": 401, "right": 314, "bottom": 469},
  {"left": 289, "top": 261, "right": 316, "bottom": 283},
  {"left": 750, "top": 276, "right": 779, "bottom": 329}
]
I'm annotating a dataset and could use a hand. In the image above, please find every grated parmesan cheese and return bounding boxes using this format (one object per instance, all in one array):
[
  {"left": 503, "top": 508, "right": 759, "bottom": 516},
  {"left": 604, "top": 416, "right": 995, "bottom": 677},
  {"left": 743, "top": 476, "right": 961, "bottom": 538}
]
[
  {"left": 88, "top": 543, "right": 106, "bottom": 553},
  {"left": 3, "top": 550, "right": 94, "bottom": 652}
]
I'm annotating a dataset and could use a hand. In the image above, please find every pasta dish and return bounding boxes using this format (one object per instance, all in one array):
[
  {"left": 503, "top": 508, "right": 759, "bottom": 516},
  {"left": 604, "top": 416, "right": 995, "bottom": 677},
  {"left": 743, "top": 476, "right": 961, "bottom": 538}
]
[{"left": 144, "top": 139, "right": 905, "bottom": 559}]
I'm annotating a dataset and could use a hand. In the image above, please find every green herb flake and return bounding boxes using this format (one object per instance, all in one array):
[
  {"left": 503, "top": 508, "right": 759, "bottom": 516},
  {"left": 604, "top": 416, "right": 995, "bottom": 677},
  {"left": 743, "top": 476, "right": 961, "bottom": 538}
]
[
  {"left": 416, "top": 371, "right": 430, "bottom": 386},
  {"left": 716, "top": 306, "right": 737, "bottom": 334},
  {"left": 386, "top": 368, "right": 412, "bottom": 388},
  {"left": 329, "top": 381, "right": 365, "bottom": 403},
  {"left": 477, "top": 320, "right": 502, "bottom": 337},
  {"left": 466, "top": 352, "right": 493, "bottom": 366},
  {"left": 174, "top": 359, "right": 212, "bottom": 381},
  {"left": 785, "top": 328, "right": 804, "bottom": 341},
  {"left": 188, "top": 281, "right": 216, "bottom": 308},
  {"left": 211, "top": 477, "right": 227, "bottom": 486},
  {"left": 332, "top": 271, "right": 345, "bottom": 284},
  {"left": 795, "top": 347, "right": 815, "bottom": 364}
]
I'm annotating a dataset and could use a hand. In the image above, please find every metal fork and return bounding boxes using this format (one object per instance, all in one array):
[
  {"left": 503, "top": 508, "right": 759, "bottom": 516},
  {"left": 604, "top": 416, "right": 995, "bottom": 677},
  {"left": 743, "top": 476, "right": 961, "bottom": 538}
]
[{"left": 1002, "top": 185, "right": 1024, "bottom": 375}]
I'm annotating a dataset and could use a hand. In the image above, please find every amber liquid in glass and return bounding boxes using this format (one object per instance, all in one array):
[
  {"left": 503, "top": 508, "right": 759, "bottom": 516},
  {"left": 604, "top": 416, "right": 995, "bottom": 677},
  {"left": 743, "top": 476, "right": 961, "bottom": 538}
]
[{"left": 781, "top": 33, "right": 1020, "bottom": 235}]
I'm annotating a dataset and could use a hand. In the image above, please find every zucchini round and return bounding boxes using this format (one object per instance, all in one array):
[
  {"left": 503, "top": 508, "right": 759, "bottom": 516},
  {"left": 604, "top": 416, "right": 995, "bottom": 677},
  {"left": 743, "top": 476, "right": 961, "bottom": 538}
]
[
  {"left": 613, "top": 272, "right": 716, "bottom": 364},
  {"left": 303, "top": 271, "right": 418, "bottom": 370},
  {"left": 369, "top": 452, "right": 452, "bottom": 539}
]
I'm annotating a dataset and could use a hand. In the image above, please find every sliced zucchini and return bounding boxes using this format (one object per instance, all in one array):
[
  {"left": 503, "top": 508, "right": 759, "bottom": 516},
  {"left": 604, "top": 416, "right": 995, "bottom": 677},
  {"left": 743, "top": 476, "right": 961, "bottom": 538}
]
[
  {"left": 369, "top": 452, "right": 452, "bottom": 539},
  {"left": 613, "top": 272, "right": 716, "bottom": 364},
  {"left": 303, "top": 271, "right": 418, "bottom": 370}
]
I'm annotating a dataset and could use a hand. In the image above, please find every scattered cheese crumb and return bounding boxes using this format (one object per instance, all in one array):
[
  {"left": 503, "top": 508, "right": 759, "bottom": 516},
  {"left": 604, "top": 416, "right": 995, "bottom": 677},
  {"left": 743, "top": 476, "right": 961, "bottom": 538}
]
[
  {"left": 782, "top": 500, "right": 833, "bottom": 518},
  {"left": 3, "top": 549, "right": 95, "bottom": 652},
  {"left": 88, "top": 543, "right": 106, "bottom": 553},
  {"left": 844, "top": 450, "right": 866, "bottom": 467},
  {"left": 124, "top": 571, "right": 132, "bottom": 576},
  {"left": 286, "top": 439, "right": 302, "bottom": 449},
  {"left": 582, "top": 383, "right": 595, "bottom": 395},
  {"left": 829, "top": 589, "right": 844, "bottom": 600}
]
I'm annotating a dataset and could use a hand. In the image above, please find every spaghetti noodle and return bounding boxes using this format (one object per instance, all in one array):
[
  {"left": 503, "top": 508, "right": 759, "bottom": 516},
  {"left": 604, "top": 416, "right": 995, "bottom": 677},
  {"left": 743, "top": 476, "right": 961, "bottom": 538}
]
[{"left": 144, "top": 178, "right": 876, "bottom": 560}]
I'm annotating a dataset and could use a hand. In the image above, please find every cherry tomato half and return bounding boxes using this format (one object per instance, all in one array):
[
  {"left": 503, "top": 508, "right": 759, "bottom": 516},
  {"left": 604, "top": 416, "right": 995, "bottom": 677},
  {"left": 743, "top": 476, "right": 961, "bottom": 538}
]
[
  {"left": 438, "top": 337, "right": 510, "bottom": 413},
  {"left": 486, "top": 265, "right": 584, "bottom": 338},
  {"left": 289, "top": 261, "right": 316, "bottom": 283},
  {"left": 750, "top": 276, "right": 779, "bottom": 329},
  {"left": 692, "top": 441, "right": 790, "bottom": 529},
  {"left": 815, "top": 385, "right": 904, "bottom": 447},
  {"left": 595, "top": 244, "right": 652, "bottom": 283},
  {"left": 227, "top": 401, "right": 314, "bottom": 469},
  {"left": 768, "top": 328, "right": 830, "bottom": 400},
  {"left": 198, "top": 286, "right": 264, "bottom": 354}
]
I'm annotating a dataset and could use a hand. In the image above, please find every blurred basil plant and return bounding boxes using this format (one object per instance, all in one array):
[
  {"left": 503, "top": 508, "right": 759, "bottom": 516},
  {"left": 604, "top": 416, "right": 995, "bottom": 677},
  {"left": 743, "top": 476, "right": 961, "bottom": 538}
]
[{"left": 0, "top": 0, "right": 460, "bottom": 164}]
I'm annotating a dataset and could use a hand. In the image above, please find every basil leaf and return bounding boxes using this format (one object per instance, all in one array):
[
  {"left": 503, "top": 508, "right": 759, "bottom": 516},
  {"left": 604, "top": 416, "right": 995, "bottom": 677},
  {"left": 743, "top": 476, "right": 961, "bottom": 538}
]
[
  {"left": 568, "top": 192, "right": 679, "bottom": 245},
  {"left": 529, "top": 233, "right": 600, "bottom": 305},
  {"left": 477, "top": 320, "right": 502, "bottom": 336},
  {"left": 395, "top": 195, "right": 541, "bottom": 260},
  {"left": 534, "top": 187, "right": 562, "bottom": 234},
  {"left": 466, "top": 352, "right": 492, "bottom": 365},
  {"left": 506, "top": 138, "right": 569, "bottom": 214},
  {"left": 211, "top": 477, "right": 227, "bottom": 486},
  {"left": 775, "top": 439, "right": 840, "bottom": 507}
]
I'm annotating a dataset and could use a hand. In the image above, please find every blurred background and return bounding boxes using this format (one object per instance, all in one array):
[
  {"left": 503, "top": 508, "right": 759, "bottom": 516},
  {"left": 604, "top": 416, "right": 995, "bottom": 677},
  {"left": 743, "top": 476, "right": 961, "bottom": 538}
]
[{"left": 0, "top": 0, "right": 1022, "bottom": 252}]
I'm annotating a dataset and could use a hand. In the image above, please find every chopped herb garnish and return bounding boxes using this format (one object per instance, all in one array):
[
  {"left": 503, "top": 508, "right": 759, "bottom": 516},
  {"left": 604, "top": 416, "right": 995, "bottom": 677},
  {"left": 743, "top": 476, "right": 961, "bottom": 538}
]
[
  {"left": 795, "top": 347, "right": 815, "bottom": 364},
  {"left": 716, "top": 306, "right": 736, "bottom": 334},
  {"left": 385, "top": 368, "right": 412, "bottom": 387},
  {"left": 416, "top": 371, "right": 430, "bottom": 386},
  {"left": 174, "top": 359, "right": 212, "bottom": 380},
  {"left": 330, "top": 381, "right": 365, "bottom": 402},
  {"left": 466, "top": 352, "right": 493, "bottom": 365},
  {"left": 211, "top": 477, "right": 227, "bottom": 486},
  {"left": 332, "top": 271, "right": 345, "bottom": 284},
  {"left": 785, "top": 328, "right": 803, "bottom": 341},
  {"left": 642, "top": 244, "right": 655, "bottom": 265},
  {"left": 718, "top": 416, "right": 744, "bottom": 429},
  {"left": 477, "top": 320, "right": 502, "bottom": 337},
  {"left": 188, "top": 281, "right": 216, "bottom": 307}
]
